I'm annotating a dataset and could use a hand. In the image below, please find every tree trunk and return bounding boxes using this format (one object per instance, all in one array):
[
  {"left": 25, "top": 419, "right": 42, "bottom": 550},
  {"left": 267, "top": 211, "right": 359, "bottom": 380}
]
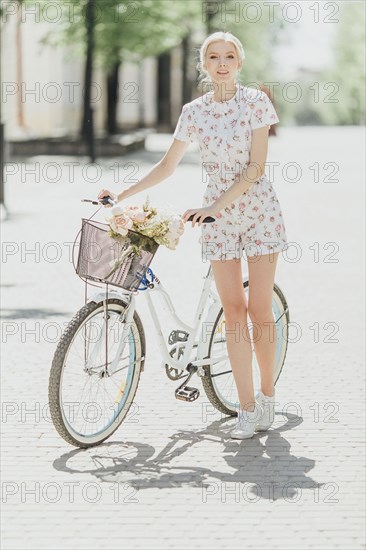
[
  {"left": 157, "top": 52, "right": 171, "bottom": 129},
  {"left": 181, "top": 34, "right": 192, "bottom": 104},
  {"left": 106, "top": 61, "right": 121, "bottom": 135},
  {"left": 81, "top": 0, "right": 95, "bottom": 162},
  {"left": 16, "top": 3, "right": 25, "bottom": 129},
  {"left": 206, "top": 1, "right": 216, "bottom": 33},
  {"left": 138, "top": 62, "right": 145, "bottom": 128}
]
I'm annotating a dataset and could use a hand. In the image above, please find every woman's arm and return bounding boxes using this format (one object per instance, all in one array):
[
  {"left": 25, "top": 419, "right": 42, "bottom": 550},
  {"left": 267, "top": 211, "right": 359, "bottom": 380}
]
[
  {"left": 99, "top": 138, "right": 190, "bottom": 204},
  {"left": 210, "top": 125, "right": 270, "bottom": 213}
]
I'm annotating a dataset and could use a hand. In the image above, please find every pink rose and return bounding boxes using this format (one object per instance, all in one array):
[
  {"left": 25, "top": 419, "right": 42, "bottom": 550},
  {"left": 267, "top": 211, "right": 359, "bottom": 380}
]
[
  {"left": 124, "top": 206, "right": 148, "bottom": 223},
  {"left": 133, "top": 211, "right": 148, "bottom": 223},
  {"left": 111, "top": 214, "right": 133, "bottom": 236}
]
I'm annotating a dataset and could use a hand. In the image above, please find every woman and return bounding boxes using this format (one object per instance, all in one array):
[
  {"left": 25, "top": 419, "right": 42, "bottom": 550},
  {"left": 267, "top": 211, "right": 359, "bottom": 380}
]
[{"left": 98, "top": 31, "right": 288, "bottom": 440}]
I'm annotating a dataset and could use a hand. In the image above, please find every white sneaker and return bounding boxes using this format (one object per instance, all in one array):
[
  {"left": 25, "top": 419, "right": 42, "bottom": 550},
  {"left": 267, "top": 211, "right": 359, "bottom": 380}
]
[
  {"left": 255, "top": 389, "right": 276, "bottom": 431},
  {"left": 230, "top": 402, "right": 264, "bottom": 439}
]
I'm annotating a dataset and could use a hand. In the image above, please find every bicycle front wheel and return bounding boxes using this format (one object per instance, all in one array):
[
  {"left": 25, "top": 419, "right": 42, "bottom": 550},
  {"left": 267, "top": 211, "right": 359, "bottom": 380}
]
[
  {"left": 48, "top": 298, "right": 145, "bottom": 448},
  {"left": 201, "top": 282, "right": 289, "bottom": 416}
]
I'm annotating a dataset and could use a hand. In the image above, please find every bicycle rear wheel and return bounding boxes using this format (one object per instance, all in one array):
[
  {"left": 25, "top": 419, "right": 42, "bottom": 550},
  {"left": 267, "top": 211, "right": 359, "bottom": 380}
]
[
  {"left": 201, "top": 282, "right": 289, "bottom": 416},
  {"left": 48, "top": 298, "right": 145, "bottom": 448}
]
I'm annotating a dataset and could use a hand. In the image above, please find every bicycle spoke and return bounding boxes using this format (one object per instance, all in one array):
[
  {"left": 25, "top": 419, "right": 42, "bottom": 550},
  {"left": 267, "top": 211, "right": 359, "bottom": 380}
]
[
  {"left": 54, "top": 302, "right": 140, "bottom": 442},
  {"left": 203, "top": 288, "right": 288, "bottom": 413}
]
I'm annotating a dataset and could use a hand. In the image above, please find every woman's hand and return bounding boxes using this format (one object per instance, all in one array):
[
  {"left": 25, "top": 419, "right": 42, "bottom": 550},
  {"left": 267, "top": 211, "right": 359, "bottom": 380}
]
[
  {"left": 97, "top": 189, "right": 117, "bottom": 207},
  {"left": 182, "top": 205, "right": 216, "bottom": 228}
]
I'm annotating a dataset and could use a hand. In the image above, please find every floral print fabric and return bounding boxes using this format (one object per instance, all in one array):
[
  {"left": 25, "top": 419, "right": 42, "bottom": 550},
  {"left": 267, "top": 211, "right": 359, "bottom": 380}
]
[{"left": 173, "top": 83, "right": 288, "bottom": 261}]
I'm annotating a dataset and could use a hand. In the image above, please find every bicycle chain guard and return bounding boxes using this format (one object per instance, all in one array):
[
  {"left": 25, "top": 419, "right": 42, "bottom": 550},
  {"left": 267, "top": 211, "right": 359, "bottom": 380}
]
[
  {"left": 165, "top": 346, "right": 186, "bottom": 380},
  {"left": 168, "top": 329, "right": 189, "bottom": 345},
  {"left": 165, "top": 330, "right": 189, "bottom": 380}
]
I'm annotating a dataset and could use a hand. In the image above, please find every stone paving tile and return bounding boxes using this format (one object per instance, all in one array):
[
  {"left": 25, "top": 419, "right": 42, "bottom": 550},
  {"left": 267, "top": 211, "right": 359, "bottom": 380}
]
[{"left": 1, "top": 128, "right": 365, "bottom": 549}]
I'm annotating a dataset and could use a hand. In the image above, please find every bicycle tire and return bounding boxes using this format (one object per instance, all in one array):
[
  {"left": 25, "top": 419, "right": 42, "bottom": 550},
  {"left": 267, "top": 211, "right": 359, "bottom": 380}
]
[
  {"left": 48, "top": 298, "right": 145, "bottom": 448},
  {"left": 201, "top": 281, "right": 290, "bottom": 416}
]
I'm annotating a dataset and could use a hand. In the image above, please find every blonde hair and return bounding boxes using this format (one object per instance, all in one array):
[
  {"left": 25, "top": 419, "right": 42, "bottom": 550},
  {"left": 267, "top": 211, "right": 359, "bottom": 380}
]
[{"left": 196, "top": 31, "right": 245, "bottom": 90}]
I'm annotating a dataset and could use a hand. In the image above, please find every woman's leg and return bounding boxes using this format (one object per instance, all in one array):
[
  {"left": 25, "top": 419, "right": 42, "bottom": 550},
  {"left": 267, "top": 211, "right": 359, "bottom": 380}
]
[
  {"left": 210, "top": 258, "right": 255, "bottom": 412},
  {"left": 247, "top": 251, "right": 280, "bottom": 397}
]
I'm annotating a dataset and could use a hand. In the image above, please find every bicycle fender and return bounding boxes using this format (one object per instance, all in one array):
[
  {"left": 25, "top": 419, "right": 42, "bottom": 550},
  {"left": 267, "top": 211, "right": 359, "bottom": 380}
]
[{"left": 87, "top": 288, "right": 129, "bottom": 304}]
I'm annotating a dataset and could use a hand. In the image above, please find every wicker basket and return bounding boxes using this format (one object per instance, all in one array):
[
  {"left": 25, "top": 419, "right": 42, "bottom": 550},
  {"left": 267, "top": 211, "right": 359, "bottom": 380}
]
[{"left": 75, "top": 218, "right": 159, "bottom": 291}]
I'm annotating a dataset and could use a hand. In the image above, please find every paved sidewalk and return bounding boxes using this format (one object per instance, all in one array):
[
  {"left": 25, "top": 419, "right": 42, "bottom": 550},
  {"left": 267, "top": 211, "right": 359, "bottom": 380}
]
[{"left": 1, "top": 128, "right": 365, "bottom": 549}]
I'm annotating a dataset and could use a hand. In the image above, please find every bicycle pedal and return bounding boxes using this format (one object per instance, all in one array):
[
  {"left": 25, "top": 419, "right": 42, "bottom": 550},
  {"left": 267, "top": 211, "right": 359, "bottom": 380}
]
[{"left": 175, "top": 386, "right": 200, "bottom": 402}]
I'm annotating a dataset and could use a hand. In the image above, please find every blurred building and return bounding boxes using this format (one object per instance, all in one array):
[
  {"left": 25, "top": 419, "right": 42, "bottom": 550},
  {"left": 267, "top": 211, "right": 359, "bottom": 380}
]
[{"left": 1, "top": 13, "right": 193, "bottom": 139}]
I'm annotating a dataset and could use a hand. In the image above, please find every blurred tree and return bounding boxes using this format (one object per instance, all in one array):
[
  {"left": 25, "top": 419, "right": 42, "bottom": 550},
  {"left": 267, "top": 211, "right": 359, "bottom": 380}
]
[
  {"left": 33, "top": 0, "right": 203, "bottom": 134},
  {"left": 15, "top": 0, "right": 25, "bottom": 130},
  {"left": 157, "top": 51, "right": 171, "bottom": 129},
  {"left": 81, "top": 0, "right": 95, "bottom": 161},
  {"left": 316, "top": 2, "right": 365, "bottom": 125}
]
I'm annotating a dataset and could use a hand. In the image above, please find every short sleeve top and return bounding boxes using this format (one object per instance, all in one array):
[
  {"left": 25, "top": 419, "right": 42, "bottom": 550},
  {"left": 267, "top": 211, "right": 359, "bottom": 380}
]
[{"left": 173, "top": 83, "right": 279, "bottom": 187}]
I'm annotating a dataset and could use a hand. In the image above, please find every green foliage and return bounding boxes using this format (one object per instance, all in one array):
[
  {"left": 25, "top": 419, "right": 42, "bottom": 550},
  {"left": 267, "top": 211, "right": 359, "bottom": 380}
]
[
  {"left": 307, "top": 2, "right": 365, "bottom": 125},
  {"left": 31, "top": 0, "right": 203, "bottom": 68},
  {"left": 207, "top": 0, "right": 365, "bottom": 125}
]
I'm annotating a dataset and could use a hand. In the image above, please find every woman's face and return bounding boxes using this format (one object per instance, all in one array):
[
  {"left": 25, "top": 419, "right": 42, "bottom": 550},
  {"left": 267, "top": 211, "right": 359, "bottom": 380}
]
[{"left": 204, "top": 40, "right": 242, "bottom": 87}]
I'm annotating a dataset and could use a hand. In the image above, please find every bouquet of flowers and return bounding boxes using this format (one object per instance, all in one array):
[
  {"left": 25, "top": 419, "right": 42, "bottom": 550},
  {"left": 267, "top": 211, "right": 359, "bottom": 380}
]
[{"left": 103, "top": 196, "right": 185, "bottom": 279}]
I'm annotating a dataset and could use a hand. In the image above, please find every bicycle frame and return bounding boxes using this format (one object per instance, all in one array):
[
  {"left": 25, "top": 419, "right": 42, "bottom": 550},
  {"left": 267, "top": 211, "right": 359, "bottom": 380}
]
[{"left": 86, "top": 264, "right": 230, "bottom": 377}]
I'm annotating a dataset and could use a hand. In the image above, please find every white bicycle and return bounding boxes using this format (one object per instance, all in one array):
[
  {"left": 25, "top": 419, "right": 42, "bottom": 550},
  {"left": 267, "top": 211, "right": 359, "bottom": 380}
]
[{"left": 48, "top": 196, "right": 290, "bottom": 448}]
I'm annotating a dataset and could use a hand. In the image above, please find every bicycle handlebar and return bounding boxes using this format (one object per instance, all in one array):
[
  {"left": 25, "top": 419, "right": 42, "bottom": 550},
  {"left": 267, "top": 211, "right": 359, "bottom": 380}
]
[
  {"left": 81, "top": 197, "right": 116, "bottom": 206},
  {"left": 81, "top": 196, "right": 215, "bottom": 223}
]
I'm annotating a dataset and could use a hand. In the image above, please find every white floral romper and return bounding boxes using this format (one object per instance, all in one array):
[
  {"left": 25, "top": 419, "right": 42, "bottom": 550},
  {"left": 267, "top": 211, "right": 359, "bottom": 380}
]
[{"left": 173, "top": 83, "right": 288, "bottom": 261}]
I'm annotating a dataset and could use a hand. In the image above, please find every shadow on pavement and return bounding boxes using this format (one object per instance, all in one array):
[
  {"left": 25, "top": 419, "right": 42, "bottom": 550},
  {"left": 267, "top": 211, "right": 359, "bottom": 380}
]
[
  {"left": 53, "top": 412, "right": 326, "bottom": 502},
  {"left": 1, "top": 308, "right": 72, "bottom": 320}
]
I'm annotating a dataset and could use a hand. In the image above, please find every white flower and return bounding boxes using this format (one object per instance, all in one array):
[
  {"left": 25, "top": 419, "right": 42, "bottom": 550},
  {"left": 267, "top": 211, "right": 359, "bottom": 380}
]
[
  {"left": 164, "top": 215, "right": 185, "bottom": 249},
  {"left": 111, "top": 205, "right": 125, "bottom": 216}
]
